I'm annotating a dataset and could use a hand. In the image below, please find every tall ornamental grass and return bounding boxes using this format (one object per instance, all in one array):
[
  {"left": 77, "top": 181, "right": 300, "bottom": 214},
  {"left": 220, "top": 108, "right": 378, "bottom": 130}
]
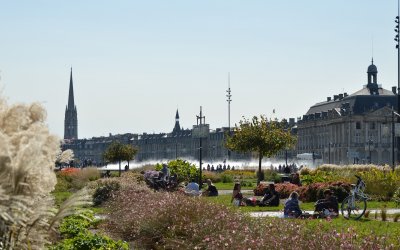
[
  {"left": 0, "top": 95, "right": 89, "bottom": 249},
  {"left": 102, "top": 174, "right": 398, "bottom": 249}
]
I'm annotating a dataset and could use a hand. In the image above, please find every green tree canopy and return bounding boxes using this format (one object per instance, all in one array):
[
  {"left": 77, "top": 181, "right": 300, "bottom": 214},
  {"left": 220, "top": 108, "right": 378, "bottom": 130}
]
[
  {"left": 103, "top": 141, "right": 138, "bottom": 176},
  {"left": 226, "top": 116, "right": 296, "bottom": 183}
]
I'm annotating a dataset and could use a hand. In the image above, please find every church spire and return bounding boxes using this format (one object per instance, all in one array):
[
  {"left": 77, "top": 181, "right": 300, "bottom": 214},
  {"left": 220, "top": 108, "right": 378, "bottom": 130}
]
[
  {"left": 172, "top": 109, "right": 181, "bottom": 134},
  {"left": 64, "top": 67, "right": 78, "bottom": 140},
  {"left": 68, "top": 67, "right": 75, "bottom": 109}
]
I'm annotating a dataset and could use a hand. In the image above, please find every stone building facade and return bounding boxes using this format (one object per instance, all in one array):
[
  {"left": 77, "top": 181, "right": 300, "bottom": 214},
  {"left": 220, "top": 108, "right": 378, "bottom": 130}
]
[
  {"left": 62, "top": 110, "right": 251, "bottom": 166},
  {"left": 297, "top": 60, "right": 397, "bottom": 165}
]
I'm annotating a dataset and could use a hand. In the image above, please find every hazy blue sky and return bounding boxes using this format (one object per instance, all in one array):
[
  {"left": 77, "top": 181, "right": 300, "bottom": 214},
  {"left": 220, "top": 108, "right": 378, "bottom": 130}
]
[{"left": 1, "top": 1, "right": 398, "bottom": 138}]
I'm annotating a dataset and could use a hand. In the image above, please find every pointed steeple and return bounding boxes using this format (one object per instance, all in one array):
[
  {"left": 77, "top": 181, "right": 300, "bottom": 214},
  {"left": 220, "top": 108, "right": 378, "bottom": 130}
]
[
  {"left": 64, "top": 68, "right": 78, "bottom": 140},
  {"left": 68, "top": 68, "right": 75, "bottom": 109},
  {"left": 172, "top": 109, "right": 181, "bottom": 134}
]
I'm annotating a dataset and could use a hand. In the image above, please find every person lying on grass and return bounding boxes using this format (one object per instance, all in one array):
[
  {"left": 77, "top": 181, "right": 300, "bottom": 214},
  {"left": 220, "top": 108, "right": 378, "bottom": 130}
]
[{"left": 259, "top": 184, "right": 280, "bottom": 207}]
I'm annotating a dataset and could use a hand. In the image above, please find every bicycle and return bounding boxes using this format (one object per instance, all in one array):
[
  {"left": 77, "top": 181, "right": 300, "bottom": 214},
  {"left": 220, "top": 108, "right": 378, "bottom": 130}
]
[{"left": 341, "top": 175, "right": 368, "bottom": 220}]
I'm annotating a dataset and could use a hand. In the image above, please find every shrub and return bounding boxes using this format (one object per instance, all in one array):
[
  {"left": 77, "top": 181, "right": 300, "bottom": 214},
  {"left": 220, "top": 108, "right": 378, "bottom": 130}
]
[
  {"left": 263, "top": 169, "right": 282, "bottom": 183},
  {"left": 299, "top": 181, "right": 351, "bottom": 202},
  {"left": 51, "top": 211, "right": 128, "bottom": 250},
  {"left": 59, "top": 212, "right": 94, "bottom": 238},
  {"left": 394, "top": 187, "right": 400, "bottom": 207},
  {"left": 253, "top": 183, "right": 268, "bottom": 196},
  {"left": 223, "top": 170, "right": 257, "bottom": 178},
  {"left": 93, "top": 179, "right": 121, "bottom": 206},
  {"left": 274, "top": 183, "right": 300, "bottom": 199},
  {"left": 202, "top": 171, "right": 221, "bottom": 183},
  {"left": 221, "top": 174, "right": 234, "bottom": 183},
  {"left": 50, "top": 232, "right": 129, "bottom": 250},
  {"left": 71, "top": 167, "right": 101, "bottom": 190},
  {"left": 155, "top": 159, "right": 199, "bottom": 183},
  {"left": 360, "top": 168, "right": 400, "bottom": 200}
]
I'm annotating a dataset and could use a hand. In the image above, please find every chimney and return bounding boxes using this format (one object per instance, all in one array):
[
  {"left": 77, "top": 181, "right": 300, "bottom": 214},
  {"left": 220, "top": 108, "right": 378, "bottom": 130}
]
[
  {"left": 333, "top": 95, "right": 339, "bottom": 101},
  {"left": 344, "top": 92, "right": 348, "bottom": 97},
  {"left": 339, "top": 94, "right": 343, "bottom": 99},
  {"left": 327, "top": 97, "right": 331, "bottom": 101},
  {"left": 392, "top": 86, "right": 397, "bottom": 94}
]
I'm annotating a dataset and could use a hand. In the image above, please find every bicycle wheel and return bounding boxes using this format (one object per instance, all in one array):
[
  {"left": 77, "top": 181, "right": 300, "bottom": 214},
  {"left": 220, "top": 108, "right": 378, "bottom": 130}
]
[{"left": 341, "top": 195, "right": 367, "bottom": 220}]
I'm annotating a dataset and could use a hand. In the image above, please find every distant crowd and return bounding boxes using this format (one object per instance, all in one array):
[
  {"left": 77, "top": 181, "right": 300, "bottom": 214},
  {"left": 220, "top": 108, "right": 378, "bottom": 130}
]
[{"left": 203, "top": 164, "right": 236, "bottom": 172}]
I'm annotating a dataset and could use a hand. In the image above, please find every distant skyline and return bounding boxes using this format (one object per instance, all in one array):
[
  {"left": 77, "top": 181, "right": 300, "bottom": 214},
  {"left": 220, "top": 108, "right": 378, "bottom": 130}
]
[{"left": 1, "top": 1, "right": 399, "bottom": 139}]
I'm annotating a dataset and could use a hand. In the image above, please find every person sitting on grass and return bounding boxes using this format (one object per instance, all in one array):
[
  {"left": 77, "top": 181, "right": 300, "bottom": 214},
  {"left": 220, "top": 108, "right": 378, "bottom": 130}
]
[
  {"left": 185, "top": 178, "right": 201, "bottom": 196},
  {"left": 203, "top": 179, "right": 218, "bottom": 196},
  {"left": 284, "top": 191, "right": 302, "bottom": 218},
  {"left": 231, "top": 183, "right": 244, "bottom": 206},
  {"left": 314, "top": 189, "right": 339, "bottom": 216},
  {"left": 259, "top": 184, "right": 280, "bottom": 207}
]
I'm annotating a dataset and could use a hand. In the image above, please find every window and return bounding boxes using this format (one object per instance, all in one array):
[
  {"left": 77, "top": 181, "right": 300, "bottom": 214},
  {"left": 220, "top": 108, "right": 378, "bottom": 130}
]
[
  {"left": 370, "top": 122, "right": 376, "bottom": 130},
  {"left": 356, "top": 122, "right": 361, "bottom": 130}
]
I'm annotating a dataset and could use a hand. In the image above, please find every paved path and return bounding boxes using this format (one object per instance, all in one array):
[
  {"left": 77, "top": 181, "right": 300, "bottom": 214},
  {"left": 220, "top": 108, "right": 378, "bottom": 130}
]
[{"left": 218, "top": 189, "right": 253, "bottom": 195}]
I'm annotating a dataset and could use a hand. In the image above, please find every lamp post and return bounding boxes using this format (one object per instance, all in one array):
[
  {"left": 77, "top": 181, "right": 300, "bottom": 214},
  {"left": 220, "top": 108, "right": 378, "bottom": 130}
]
[
  {"left": 394, "top": 1, "right": 400, "bottom": 169},
  {"left": 285, "top": 149, "right": 288, "bottom": 166},
  {"left": 226, "top": 73, "right": 232, "bottom": 160},
  {"left": 196, "top": 107, "right": 206, "bottom": 188}
]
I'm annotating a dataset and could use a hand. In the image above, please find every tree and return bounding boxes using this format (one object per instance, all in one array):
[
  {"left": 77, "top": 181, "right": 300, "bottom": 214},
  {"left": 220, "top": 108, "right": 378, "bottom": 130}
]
[
  {"left": 226, "top": 116, "right": 296, "bottom": 184},
  {"left": 103, "top": 141, "right": 138, "bottom": 177}
]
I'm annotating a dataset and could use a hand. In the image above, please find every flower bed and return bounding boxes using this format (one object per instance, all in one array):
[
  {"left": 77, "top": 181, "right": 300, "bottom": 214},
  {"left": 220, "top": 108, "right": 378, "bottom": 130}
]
[{"left": 100, "top": 174, "right": 398, "bottom": 249}]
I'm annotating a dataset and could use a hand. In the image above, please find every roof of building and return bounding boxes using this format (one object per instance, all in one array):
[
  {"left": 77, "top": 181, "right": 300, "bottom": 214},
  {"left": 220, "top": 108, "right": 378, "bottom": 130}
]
[{"left": 306, "top": 87, "right": 396, "bottom": 116}]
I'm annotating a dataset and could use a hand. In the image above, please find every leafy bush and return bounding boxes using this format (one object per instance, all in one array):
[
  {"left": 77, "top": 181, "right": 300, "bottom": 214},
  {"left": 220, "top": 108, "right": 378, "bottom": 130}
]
[
  {"left": 220, "top": 174, "right": 234, "bottom": 183},
  {"left": 299, "top": 182, "right": 351, "bottom": 202},
  {"left": 59, "top": 212, "right": 94, "bottom": 237},
  {"left": 275, "top": 183, "right": 300, "bottom": 198},
  {"left": 359, "top": 168, "right": 400, "bottom": 200},
  {"left": 263, "top": 169, "right": 282, "bottom": 183},
  {"left": 202, "top": 171, "right": 221, "bottom": 183},
  {"left": 56, "top": 167, "right": 101, "bottom": 192},
  {"left": 394, "top": 187, "right": 400, "bottom": 207},
  {"left": 51, "top": 209, "right": 128, "bottom": 250},
  {"left": 50, "top": 232, "right": 129, "bottom": 250},
  {"left": 254, "top": 183, "right": 267, "bottom": 196},
  {"left": 155, "top": 159, "right": 199, "bottom": 183},
  {"left": 223, "top": 170, "right": 257, "bottom": 178},
  {"left": 93, "top": 179, "right": 121, "bottom": 206},
  {"left": 240, "top": 180, "right": 253, "bottom": 187}
]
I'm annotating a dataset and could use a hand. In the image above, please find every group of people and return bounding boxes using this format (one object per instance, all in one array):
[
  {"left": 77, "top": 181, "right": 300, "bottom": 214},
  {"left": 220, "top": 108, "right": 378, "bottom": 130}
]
[
  {"left": 184, "top": 178, "right": 219, "bottom": 197},
  {"left": 204, "top": 164, "right": 235, "bottom": 172},
  {"left": 284, "top": 189, "right": 339, "bottom": 218},
  {"left": 271, "top": 163, "right": 300, "bottom": 174},
  {"left": 231, "top": 182, "right": 339, "bottom": 219},
  {"left": 231, "top": 183, "right": 280, "bottom": 207}
]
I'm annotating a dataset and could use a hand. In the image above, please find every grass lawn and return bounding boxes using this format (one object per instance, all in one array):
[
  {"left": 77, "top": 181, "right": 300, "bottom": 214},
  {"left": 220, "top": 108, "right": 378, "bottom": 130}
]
[
  {"left": 211, "top": 182, "right": 255, "bottom": 190},
  {"left": 204, "top": 194, "right": 399, "bottom": 212},
  {"left": 52, "top": 191, "right": 73, "bottom": 207},
  {"left": 293, "top": 217, "right": 400, "bottom": 245}
]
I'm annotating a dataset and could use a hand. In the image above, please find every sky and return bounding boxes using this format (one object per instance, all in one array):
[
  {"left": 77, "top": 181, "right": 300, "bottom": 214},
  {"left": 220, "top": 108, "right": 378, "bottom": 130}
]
[{"left": 1, "top": 1, "right": 399, "bottom": 139}]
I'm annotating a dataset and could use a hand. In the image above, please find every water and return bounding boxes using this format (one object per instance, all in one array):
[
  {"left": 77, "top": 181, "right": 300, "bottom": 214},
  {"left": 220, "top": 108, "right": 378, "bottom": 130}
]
[{"left": 98, "top": 158, "right": 321, "bottom": 171}]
